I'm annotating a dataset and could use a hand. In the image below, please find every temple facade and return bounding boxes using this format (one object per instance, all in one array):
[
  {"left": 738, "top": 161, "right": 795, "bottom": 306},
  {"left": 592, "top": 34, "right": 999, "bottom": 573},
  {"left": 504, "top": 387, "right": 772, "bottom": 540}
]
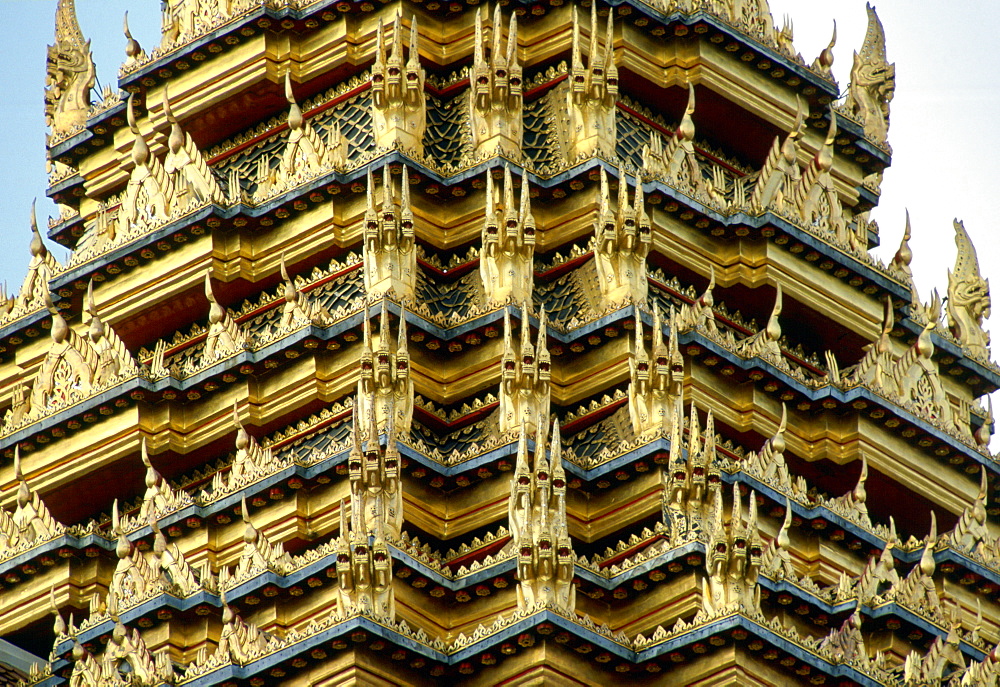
[{"left": 0, "top": 0, "right": 997, "bottom": 684}]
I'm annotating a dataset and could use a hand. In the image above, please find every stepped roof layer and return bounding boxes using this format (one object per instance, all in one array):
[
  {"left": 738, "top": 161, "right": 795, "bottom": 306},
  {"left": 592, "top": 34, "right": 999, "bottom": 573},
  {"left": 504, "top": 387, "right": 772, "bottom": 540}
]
[{"left": 1, "top": 0, "right": 997, "bottom": 685}]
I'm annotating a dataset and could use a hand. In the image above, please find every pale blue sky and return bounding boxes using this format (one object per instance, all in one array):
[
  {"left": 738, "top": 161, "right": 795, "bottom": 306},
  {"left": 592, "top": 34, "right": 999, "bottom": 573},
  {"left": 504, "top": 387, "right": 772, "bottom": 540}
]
[
  {"left": 0, "top": 1, "right": 998, "bottom": 363},
  {"left": 0, "top": 0, "right": 160, "bottom": 279}
]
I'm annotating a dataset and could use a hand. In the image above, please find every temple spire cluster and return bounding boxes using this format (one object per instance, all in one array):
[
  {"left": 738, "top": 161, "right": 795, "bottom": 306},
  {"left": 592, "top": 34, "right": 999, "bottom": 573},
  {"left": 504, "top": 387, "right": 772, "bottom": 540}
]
[{"left": 4, "top": 1, "right": 997, "bottom": 685}]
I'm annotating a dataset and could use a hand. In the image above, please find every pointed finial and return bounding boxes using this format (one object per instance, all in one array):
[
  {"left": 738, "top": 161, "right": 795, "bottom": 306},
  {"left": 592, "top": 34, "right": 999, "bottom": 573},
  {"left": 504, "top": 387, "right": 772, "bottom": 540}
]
[
  {"left": 390, "top": 12, "right": 402, "bottom": 60},
  {"left": 778, "top": 497, "right": 792, "bottom": 550},
  {"left": 50, "top": 587, "right": 66, "bottom": 636},
  {"left": 14, "top": 447, "right": 29, "bottom": 508},
  {"left": 824, "top": 106, "right": 838, "bottom": 148},
  {"left": 85, "top": 279, "right": 105, "bottom": 345},
  {"left": 29, "top": 200, "right": 47, "bottom": 259},
  {"left": 976, "top": 397, "right": 993, "bottom": 449},
  {"left": 85, "top": 278, "right": 98, "bottom": 318},
  {"left": 766, "top": 283, "right": 783, "bottom": 342},
  {"left": 397, "top": 306, "right": 408, "bottom": 352},
  {"left": 123, "top": 12, "right": 142, "bottom": 62},
  {"left": 126, "top": 94, "right": 149, "bottom": 167},
  {"left": 110, "top": 501, "right": 124, "bottom": 542},
  {"left": 818, "top": 20, "right": 836, "bottom": 70},
  {"left": 13, "top": 445, "right": 24, "bottom": 484},
  {"left": 507, "top": 12, "right": 518, "bottom": 66},
  {"left": 375, "top": 17, "right": 386, "bottom": 63},
  {"left": 233, "top": 401, "right": 252, "bottom": 454},
  {"left": 892, "top": 209, "right": 913, "bottom": 271},
  {"left": 920, "top": 511, "right": 937, "bottom": 576},
  {"left": 520, "top": 170, "right": 532, "bottom": 222},
  {"left": 791, "top": 95, "right": 806, "bottom": 138},
  {"left": 616, "top": 165, "right": 628, "bottom": 212},
  {"left": 44, "top": 290, "right": 69, "bottom": 345},
  {"left": 603, "top": 5, "right": 615, "bottom": 75},
  {"left": 491, "top": 3, "right": 503, "bottom": 62},
  {"left": 520, "top": 300, "right": 532, "bottom": 350},
  {"left": 813, "top": 108, "right": 837, "bottom": 175},
  {"left": 589, "top": 1, "right": 600, "bottom": 67},
  {"left": 408, "top": 14, "right": 419, "bottom": 60},
  {"left": 503, "top": 164, "right": 515, "bottom": 216},
  {"left": 140, "top": 437, "right": 153, "bottom": 469},
  {"left": 163, "top": 88, "right": 186, "bottom": 158},
  {"left": 204, "top": 271, "right": 217, "bottom": 304},
  {"left": 571, "top": 6, "right": 581, "bottom": 70},
  {"left": 704, "top": 265, "right": 716, "bottom": 305},
  {"left": 732, "top": 481, "right": 744, "bottom": 529},
  {"left": 400, "top": 164, "right": 411, "bottom": 210},
  {"left": 382, "top": 163, "right": 394, "bottom": 209},
  {"left": 339, "top": 498, "right": 349, "bottom": 540},
  {"left": 678, "top": 82, "right": 696, "bottom": 142},
  {"left": 285, "top": 71, "right": 303, "bottom": 131},
  {"left": 474, "top": 8, "right": 484, "bottom": 65},
  {"left": 747, "top": 489, "right": 759, "bottom": 531},
  {"left": 550, "top": 416, "right": 562, "bottom": 458},
  {"left": 126, "top": 93, "right": 139, "bottom": 134}
]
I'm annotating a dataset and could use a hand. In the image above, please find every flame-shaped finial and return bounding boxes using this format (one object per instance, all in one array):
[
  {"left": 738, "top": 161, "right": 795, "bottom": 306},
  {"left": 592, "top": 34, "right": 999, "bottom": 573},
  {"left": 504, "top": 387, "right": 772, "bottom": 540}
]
[
  {"left": 818, "top": 20, "right": 836, "bottom": 70},
  {"left": 123, "top": 12, "right": 142, "bottom": 62},
  {"left": 285, "top": 71, "right": 303, "bottom": 131},
  {"left": 29, "top": 200, "right": 46, "bottom": 259},
  {"left": 678, "top": 82, "right": 696, "bottom": 142}
]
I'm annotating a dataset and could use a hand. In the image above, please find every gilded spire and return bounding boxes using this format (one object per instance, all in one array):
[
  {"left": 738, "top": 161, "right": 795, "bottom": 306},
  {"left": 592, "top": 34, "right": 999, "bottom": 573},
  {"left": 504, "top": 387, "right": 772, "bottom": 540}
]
[
  {"left": 370, "top": 12, "right": 426, "bottom": 152},
  {"left": 480, "top": 165, "right": 535, "bottom": 307},
  {"left": 563, "top": 2, "right": 617, "bottom": 160},
  {"left": 499, "top": 303, "right": 551, "bottom": 437}
]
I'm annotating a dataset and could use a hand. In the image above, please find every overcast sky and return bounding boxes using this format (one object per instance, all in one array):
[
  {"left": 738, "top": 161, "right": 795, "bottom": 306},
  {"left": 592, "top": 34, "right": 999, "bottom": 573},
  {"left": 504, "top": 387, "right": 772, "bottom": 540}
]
[{"left": 0, "top": 1, "right": 997, "bottom": 422}]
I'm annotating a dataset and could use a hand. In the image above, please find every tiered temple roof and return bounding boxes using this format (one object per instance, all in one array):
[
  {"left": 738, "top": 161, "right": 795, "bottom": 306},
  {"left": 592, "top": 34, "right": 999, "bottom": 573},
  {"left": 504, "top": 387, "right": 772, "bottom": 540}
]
[{"left": 1, "top": 0, "right": 997, "bottom": 684}]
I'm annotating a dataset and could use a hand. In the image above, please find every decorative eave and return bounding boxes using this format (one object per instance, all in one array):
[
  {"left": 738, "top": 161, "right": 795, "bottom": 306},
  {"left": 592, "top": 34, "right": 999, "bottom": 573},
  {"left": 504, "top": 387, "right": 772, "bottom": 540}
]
[
  {"left": 0, "top": 310, "right": 52, "bottom": 365},
  {"left": 4, "top": 289, "right": 990, "bottom": 503},
  {"left": 33, "top": 609, "right": 906, "bottom": 686},
  {"left": 44, "top": 2, "right": 338, "bottom": 170},
  {"left": 898, "top": 315, "right": 1000, "bottom": 396},
  {"left": 49, "top": 153, "right": 909, "bottom": 340},
  {"left": 10, "top": 438, "right": 1000, "bottom": 638},
  {"left": 41, "top": 531, "right": 989, "bottom": 667},
  {"left": 44, "top": 0, "right": 890, "bottom": 228}
]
